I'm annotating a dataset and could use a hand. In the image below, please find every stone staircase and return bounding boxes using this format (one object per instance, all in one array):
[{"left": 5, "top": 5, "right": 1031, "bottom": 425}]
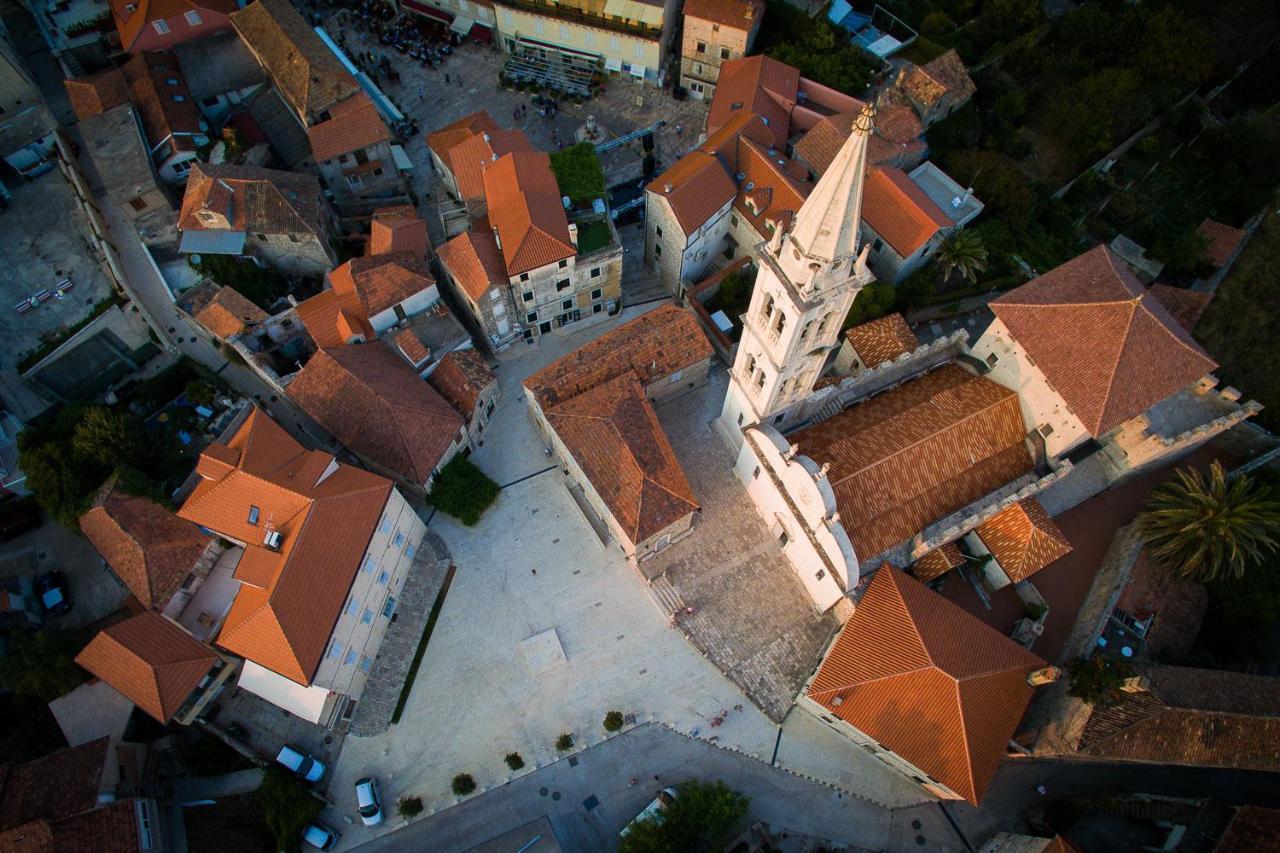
[{"left": 648, "top": 574, "right": 687, "bottom": 616}]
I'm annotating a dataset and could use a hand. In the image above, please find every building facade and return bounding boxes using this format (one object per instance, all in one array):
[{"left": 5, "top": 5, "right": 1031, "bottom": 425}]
[{"left": 678, "top": 0, "right": 762, "bottom": 99}]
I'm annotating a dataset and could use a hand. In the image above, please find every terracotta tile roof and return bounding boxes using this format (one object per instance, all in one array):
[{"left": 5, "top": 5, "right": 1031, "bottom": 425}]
[
  {"left": 438, "top": 225, "right": 509, "bottom": 301},
  {"left": 911, "top": 541, "right": 964, "bottom": 582},
  {"left": 0, "top": 819, "right": 53, "bottom": 851},
  {"left": 990, "top": 245, "right": 1218, "bottom": 435},
  {"left": 547, "top": 373, "right": 698, "bottom": 544},
  {"left": 306, "top": 93, "right": 390, "bottom": 162},
  {"left": 973, "top": 497, "right": 1071, "bottom": 583},
  {"left": 295, "top": 289, "right": 367, "bottom": 348},
  {"left": 426, "top": 349, "right": 494, "bottom": 418},
  {"left": 288, "top": 345, "right": 464, "bottom": 485},
  {"left": 789, "top": 363, "right": 1033, "bottom": 561},
  {"left": 426, "top": 110, "right": 499, "bottom": 162},
  {"left": 392, "top": 327, "right": 430, "bottom": 366},
  {"left": 177, "top": 408, "right": 392, "bottom": 684},
  {"left": 64, "top": 70, "right": 130, "bottom": 122},
  {"left": 329, "top": 251, "right": 435, "bottom": 319},
  {"left": 682, "top": 0, "right": 761, "bottom": 29},
  {"left": 807, "top": 567, "right": 1045, "bottom": 804},
  {"left": 67, "top": 53, "right": 203, "bottom": 153},
  {"left": 74, "top": 612, "right": 216, "bottom": 722},
  {"left": 230, "top": 0, "right": 358, "bottom": 120},
  {"left": 1147, "top": 284, "right": 1213, "bottom": 333},
  {"left": 78, "top": 482, "right": 209, "bottom": 609},
  {"left": 1198, "top": 218, "right": 1247, "bottom": 268},
  {"left": 862, "top": 166, "right": 952, "bottom": 257},
  {"left": 845, "top": 312, "right": 917, "bottom": 369},
  {"left": 1215, "top": 807, "right": 1280, "bottom": 852},
  {"left": 876, "top": 102, "right": 926, "bottom": 145},
  {"left": 370, "top": 205, "right": 430, "bottom": 257},
  {"left": 1114, "top": 551, "right": 1207, "bottom": 659},
  {"left": 795, "top": 106, "right": 914, "bottom": 177},
  {"left": 110, "top": 0, "right": 237, "bottom": 52},
  {"left": 734, "top": 137, "right": 811, "bottom": 235},
  {"left": 192, "top": 284, "right": 269, "bottom": 340},
  {"left": 900, "top": 49, "right": 975, "bottom": 109},
  {"left": 525, "top": 304, "right": 713, "bottom": 409},
  {"left": 445, "top": 127, "right": 534, "bottom": 205},
  {"left": 1143, "top": 665, "right": 1280, "bottom": 716},
  {"left": 482, "top": 151, "right": 575, "bottom": 276},
  {"left": 868, "top": 133, "right": 928, "bottom": 169},
  {"left": 44, "top": 799, "right": 140, "bottom": 853},
  {"left": 0, "top": 738, "right": 109, "bottom": 830},
  {"left": 179, "top": 162, "right": 325, "bottom": 238},
  {"left": 708, "top": 55, "right": 799, "bottom": 147},
  {"left": 792, "top": 113, "right": 855, "bottom": 177}
]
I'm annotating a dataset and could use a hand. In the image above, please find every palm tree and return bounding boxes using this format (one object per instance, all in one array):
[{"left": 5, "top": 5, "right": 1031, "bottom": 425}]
[
  {"left": 935, "top": 229, "right": 989, "bottom": 285},
  {"left": 1136, "top": 461, "right": 1280, "bottom": 583}
]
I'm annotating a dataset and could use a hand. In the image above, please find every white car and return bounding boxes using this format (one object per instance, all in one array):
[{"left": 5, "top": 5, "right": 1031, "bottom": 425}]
[
  {"left": 620, "top": 786, "right": 678, "bottom": 837},
  {"left": 302, "top": 823, "right": 336, "bottom": 850},
  {"left": 276, "top": 745, "right": 326, "bottom": 783},
  {"left": 355, "top": 777, "right": 384, "bottom": 826}
]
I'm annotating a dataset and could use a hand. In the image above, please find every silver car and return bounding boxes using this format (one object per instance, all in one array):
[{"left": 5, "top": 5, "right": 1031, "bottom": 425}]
[{"left": 355, "top": 777, "right": 384, "bottom": 826}]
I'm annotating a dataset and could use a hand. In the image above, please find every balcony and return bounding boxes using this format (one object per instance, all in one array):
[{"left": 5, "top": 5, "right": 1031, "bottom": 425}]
[{"left": 495, "top": 0, "right": 661, "bottom": 40}]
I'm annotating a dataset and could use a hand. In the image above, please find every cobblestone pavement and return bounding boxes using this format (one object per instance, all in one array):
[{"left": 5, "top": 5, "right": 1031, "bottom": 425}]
[
  {"left": 646, "top": 368, "right": 840, "bottom": 722},
  {"left": 349, "top": 533, "right": 453, "bottom": 736}
]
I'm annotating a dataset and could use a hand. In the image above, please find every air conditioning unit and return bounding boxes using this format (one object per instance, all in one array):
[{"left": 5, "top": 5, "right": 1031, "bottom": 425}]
[{"left": 263, "top": 530, "right": 282, "bottom": 550}]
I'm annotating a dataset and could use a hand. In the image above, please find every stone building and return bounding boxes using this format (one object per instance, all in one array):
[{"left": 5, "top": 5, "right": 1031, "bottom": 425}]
[
  {"left": 426, "top": 111, "right": 533, "bottom": 217},
  {"left": 426, "top": 348, "right": 500, "bottom": 448},
  {"left": 308, "top": 93, "right": 405, "bottom": 206},
  {"left": 678, "top": 0, "right": 763, "bottom": 99},
  {"left": 882, "top": 49, "right": 976, "bottom": 128}
]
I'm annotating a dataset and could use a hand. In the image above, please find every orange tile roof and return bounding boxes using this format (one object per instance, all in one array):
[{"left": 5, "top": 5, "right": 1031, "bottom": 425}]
[
  {"left": 482, "top": 151, "right": 575, "bottom": 276},
  {"left": 66, "top": 52, "right": 202, "bottom": 150},
  {"left": 295, "top": 289, "right": 367, "bottom": 348},
  {"left": 525, "top": 304, "right": 714, "bottom": 409},
  {"left": 547, "top": 373, "right": 698, "bottom": 544},
  {"left": 426, "top": 349, "right": 494, "bottom": 418},
  {"left": 862, "top": 166, "right": 952, "bottom": 257},
  {"left": 192, "top": 285, "right": 269, "bottom": 340},
  {"left": 990, "top": 245, "right": 1218, "bottom": 435},
  {"left": 734, "top": 137, "right": 810, "bottom": 234},
  {"left": 789, "top": 363, "right": 1033, "bottom": 561},
  {"left": 328, "top": 251, "right": 435, "bottom": 319},
  {"left": 974, "top": 497, "right": 1071, "bottom": 583},
  {"left": 0, "top": 739, "right": 109, "bottom": 830},
  {"left": 287, "top": 345, "right": 465, "bottom": 485},
  {"left": 78, "top": 483, "right": 209, "bottom": 609},
  {"left": 707, "top": 55, "right": 799, "bottom": 147},
  {"left": 910, "top": 541, "right": 964, "bottom": 582},
  {"left": 438, "top": 226, "right": 509, "bottom": 301},
  {"left": 370, "top": 205, "right": 430, "bottom": 257},
  {"left": 179, "top": 162, "right": 325, "bottom": 237},
  {"left": 900, "top": 49, "right": 975, "bottom": 109},
  {"left": 74, "top": 612, "right": 217, "bottom": 722},
  {"left": 1197, "top": 218, "right": 1248, "bottom": 268},
  {"left": 1215, "top": 807, "right": 1280, "bottom": 852},
  {"left": 446, "top": 128, "right": 534, "bottom": 205},
  {"left": 795, "top": 105, "right": 917, "bottom": 175},
  {"left": 64, "top": 70, "right": 130, "bottom": 122},
  {"left": 426, "top": 110, "right": 499, "bottom": 162},
  {"left": 393, "top": 327, "right": 430, "bottom": 366},
  {"left": 808, "top": 566, "right": 1045, "bottom": 804},
  {"left": 682, "top": 0, "right": 761, "bottom": 29},
  {"left": 111, "top": 0, "right": 237, "bottom": 52},
  {"left": 1148, "top": 284, "right": 1213, "bottom": 333},
  {"left": 177, "top": 408, "right": 392, "bottom": 684},
  {"left": 307, "top": 93, "right": 390, "bottom": 162},
  {"left": 845, "top": 312, "right": 918, "bottom": 369},
  {"left": 42, "top": 799, "right": 141, "bottom": 853}
]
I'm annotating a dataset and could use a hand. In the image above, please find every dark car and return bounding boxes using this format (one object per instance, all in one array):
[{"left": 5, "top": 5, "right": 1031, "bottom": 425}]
[{"left": 35, "top": 570, "right": 71, "bottom": 616}]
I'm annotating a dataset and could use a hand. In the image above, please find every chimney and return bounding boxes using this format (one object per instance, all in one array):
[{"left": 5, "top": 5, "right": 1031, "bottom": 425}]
[
  {"left": 567, "top": 222, "right": 578, "bottom": 247},
  {"left": 1120, "top": 675, "right": 1150, "bottom": 694},
  {"left": 663, "top": 183, "right": 673, "bottom": 193},
  {"left": 745, "top": 2, "right": 754, "bottom": 19},
  {"left": 482, "top": 132, "right": 491, "bottom": 143},
  {"left": 491, "top": 226, "right": 501, "bottom": 251},
  {"left": 1026, "top": 666, "right": 1060, "bottom": 687}
]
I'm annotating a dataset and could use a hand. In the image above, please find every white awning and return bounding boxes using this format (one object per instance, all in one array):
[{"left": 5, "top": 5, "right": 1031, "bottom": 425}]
[
  {"left": 629, "top": 63, "right": 647, "bottom": 79},
  {"left": 450, "top": 15, "right": 474, "bottom": 35},
  {"left": 237, "top": 661, "right": 331, "bottom": 723},
  {"left": 604, "top": 57, "right": 622, "bottom": 72},
  {"left": 390, "top": 144, "right": 413, "bottom": 172}
]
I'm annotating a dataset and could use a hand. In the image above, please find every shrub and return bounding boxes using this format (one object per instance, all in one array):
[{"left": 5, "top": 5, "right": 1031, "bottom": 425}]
[
  {"left": 603, "top": 711, "right": 624, "bottom": 732},
  {"left": 451, "top": 774, "right": 476, "bottom": 797},
  {"left": 397, "top": 796, "right": 423, "bottom": 819},
  {"left": 426, "top": 457, "right": 500, "bottom": 526},
  {"left": 550, "top": 142, "right": 608, "bottom": 205},
  {"left": 504, "top": 752, "right": 525, "bottom": 770},
  {"left": 1066, "top": 655, "right": 1135, "bottom": 708},
  {"left": 257, "top": 767, "right": 322, "bottom": 853},
  {"left": 555, "top": 733, "right": 574, "bottom": 752},
  {"left": 617, "top": 779, "right": 749, "bottom": 853}
]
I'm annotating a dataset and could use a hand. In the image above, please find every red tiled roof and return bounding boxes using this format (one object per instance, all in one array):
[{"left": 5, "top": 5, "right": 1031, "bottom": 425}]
[
  {"left": 426, "top": 110, "right": 499, "bottom": 162},
  {"left": 547, "top": 373, "right": 698, "bottom": 544},
  {"left": 307, "top": 93, "right": 390, "bottom": 162},
  {"left": 78, "top": 483, "right": 209, "bottom": 609},
  {"left": 44, "top": 799, "right": 140, "bottom": 853},
  {"left": 111, "top": 0, "right": 237, "bottom": 52},
  {"left": 844, "top": 312, "right": 917, "bottom": 369},
  {"left": 1148, "top": 283, "right": 1212, "bottom": 333},
  {"left": 862, "top": 166, "right": 952, "bottom": 257},
  {"left": 707, "top": 55, "right": 799, "bottom": 147},
  {"left": 74, "top": 612, "right": 216, "bottom": 722},
  {"left": 1215, "top": 807, "right": 1280, "bottom": 852},
  {"left": 179, "top": 162, "right": 325, "bottom": 238},
  {"left": 192, "top": 285, "right": 269, "bottom": 340},
  {"left": 177, "top": 408, "right": 392, "bottom": 684},
  {"left": 990, "top": 245, "right": 1218, "bottom": 435},
  {"left": 426, "top": 349, "right": 493, "bottom": 418},
  {"left": 1197, "top": 218, "right": 1247, "bottom": 268},
  {"left": 794, "top": 107, "right": 917, "bottom": 177},
  {"left": 483, "top": 151, "right": 575, "bottom": 276},
  {"left": 0, "top": 739, "right": 109, "bottom": 831},
  {"left": 974, "top": 497, "right": 1071, "bottom": 583},
  {"left": 682, "top": 0, "right": 761, "bottom": 29},
  {"left": 329, "top": 252, "right": 435, "bottom": 319},
  {"left": 446, "top": 127, "right": 534, "bottom": 205},
  {"left": 897, "top": 49, "right": 974, "bottom": 109},
  {"left": 64, "top": 70, "right": 130, "bottom": 122},
  {"left": 67, "top": 52, "right": 203, "bottom": 151},
  {"left": 438, "top": 227, "right": 508, "bottom": 301},
  {"left": 1114, "top": 551, "right": 1207, "bottom": 659},
  {"left": 789, "top": 363, "right": 1033, "bottom": 561},
  {"left": 288, "top": 345, "right": 464, "bottom": 485},
  {"left": 525, "top": 304, "right": 713, "bottom": 409},
  {"left": 733, "top": 137, "right": 810, "bottom": 235},
  {"left": 370, "top": 205, "right": 430, "bottom": 257},
  {"left": 807, "top": 567, "right": 1045, "bottom": 804},
  {"left": 910, "top": 541, "right": 964, "bottom": 582},
  {"left": 392, "top": 327, "right": 430, "bottom": 366}
]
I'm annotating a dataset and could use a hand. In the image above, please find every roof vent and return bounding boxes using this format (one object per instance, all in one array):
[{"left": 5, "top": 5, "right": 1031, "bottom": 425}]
[
  {"left": 663, "top": 183, "right": 673, "bottom": 193},
  {"left": 263, "top": 529, "right": 282, "bottom": 550},
  {"left": 831, "top": 696, "right": 843, "bottom": 706},
  {"left": 745, "top": 181, "right": 755, "bottom": 191},
  {"left": 735, "top": 172, "right": 745, "bottom": 181},
  {"left": 482, "top": 132, "right": 491, "bottom": 143}
]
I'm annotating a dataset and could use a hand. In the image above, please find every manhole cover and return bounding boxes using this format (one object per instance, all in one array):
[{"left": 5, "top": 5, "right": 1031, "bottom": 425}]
[
  {"left": 552, "top": 792, "right": 561, "bottom": 801},
  {"left": 911, "top": 820, "right": 921, "bottom": 830},
  {"left": 568, "top": 756, "right": 579, "bottom": 767},
  {"left": 583, "top": 795, "right": 599, "bottom": 811},
  {"left": 539, "top": 787, "right": 548, "bottom": 796}
]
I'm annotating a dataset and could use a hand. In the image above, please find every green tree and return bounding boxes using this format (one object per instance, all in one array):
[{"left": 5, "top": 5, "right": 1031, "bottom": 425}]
[
  {"left": 1137, "top": 462, "right": 1280, "bottom": 583},
  {"left": 451, "top": 774, "right": 476, "bottom": 796},
  {"left": 843, "top": 281, "right": 896, "bottom": 329},
  {"left": 426, "top": 457, "right": 500, "bottom": 526},
  {"left": 618, "top": 779, "right": 749, "bottom": 853},
  {"left": 936, "top": 229, "right": 990, "bottom": 285},
  {"left": 603, "top": 710, "right": 625, "bottom": 732},
  {"left": 257, "top": 767, "right": 322, "bottom": 853},
  {"left": 1066, "top": 655, "right": 1134, "bottom": 708},
  {"left": 19, "top": 441, "right": 105, "bottom": 528},
  {"left": 397, "top": 796, "right": 423, "bottom": 819},
  {"left": 1138, "top": 7, "right": 1212, "bottom": 89},
  {"left": 0, "top": 629, "right": 88, "bottom": 701},
  {"left": 896, "top": 268, "right": 936, "bottom": 310},
  {"left": 72, "top": 407, "right": 150, "bottom": 468}
]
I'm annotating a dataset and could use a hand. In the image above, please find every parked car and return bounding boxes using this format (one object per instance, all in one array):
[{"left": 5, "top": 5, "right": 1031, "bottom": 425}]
[
  {"left": 276, "top": 745, "right": 326, "bottom": 782},
  {"left": 620, "top": 786, "right": 678, "bottom": 838},
  {"left": 354, "top": 777, "right": 384, "bottom": 826},
  {"left": 35, "top": 571, "right": 70, "bottom": 616},
  {"left": 302, "top": 823, "right": 336, "bottom": 850}
]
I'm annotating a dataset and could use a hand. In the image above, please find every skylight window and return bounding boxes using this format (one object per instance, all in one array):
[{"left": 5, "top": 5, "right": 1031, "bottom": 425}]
[{"left": 248, "top": 505, "right": 260, "bottom": 525}]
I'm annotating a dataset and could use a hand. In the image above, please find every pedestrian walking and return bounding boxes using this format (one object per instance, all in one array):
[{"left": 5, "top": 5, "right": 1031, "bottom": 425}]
[{"left": 1035, "top": 784, "right": 1047, "bottom": 795}]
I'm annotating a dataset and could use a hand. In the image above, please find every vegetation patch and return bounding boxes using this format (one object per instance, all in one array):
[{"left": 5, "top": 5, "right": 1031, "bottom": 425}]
[
  {"left": 756, "top": 0, "right": 879, "bottom": 95},
  {"left": 426, "top": 457, "right": 500, "bottom": 526},
  {"left": 1065, "top": 655, "right": 1134, "bottom": 708},
  {"left": 618, "top": 779, "right": 749, "bottom": 853},
  {"left": 451, "top": 773, "right": 476, "bottom": 797},
  {"left": 555, "top": 732, "right": 574, "bottom": 752},
  {"left": 0, "top": 628, "right": 89, "bottom": 702},
  {"left": 504, "top": 752, "right": 524, "bottom": 770},
  {"left": 603, "top": 710, "right": 624, "bottom": 732},
  {"left": 256, "top": 767, "right": 322, "bottom": 853},
  {"left": 397, "top": 796, "right": 423, "bottom": 819},
  {"left": 191, "top": 255, "right": 293, "bottom": 313},
  {"left": 550, "top": 142, "right": 607, "bottom": 206},
  {"left": 575, "top": 219, "right": 613, "bottom": 255}
]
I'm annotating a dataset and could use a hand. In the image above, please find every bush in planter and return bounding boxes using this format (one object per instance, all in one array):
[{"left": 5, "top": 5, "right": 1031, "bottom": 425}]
[
  {"left": 451, "top": 774, "right": 477, "bottom": 797},
  {"left": 396, "top": 796, "right": 423, "bottom": 819},
  {"left": 426, "top": 457, "right": 500, "bottom": 526},
  {"left": 555, "top": 732, "right": 574, "bottom": 752},
  {"left": 603, "top": 711, "right": 624, "bottom": 732},
  {"left": 505, "top": 752, "right": 524, "bottom": 770}
]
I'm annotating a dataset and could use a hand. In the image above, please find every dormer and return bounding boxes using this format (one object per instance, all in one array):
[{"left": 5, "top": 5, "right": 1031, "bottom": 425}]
[{"left": 198, "top": 180, "right": 236, "bottom": 230}]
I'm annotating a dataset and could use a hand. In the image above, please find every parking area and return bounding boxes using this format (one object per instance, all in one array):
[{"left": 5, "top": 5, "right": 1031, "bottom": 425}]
[
  {"left": 0, "top": 518, "right": 128, "bottom": 631},
  {"left": 206, "top": 685, "right": 348, "bottom": 780}
]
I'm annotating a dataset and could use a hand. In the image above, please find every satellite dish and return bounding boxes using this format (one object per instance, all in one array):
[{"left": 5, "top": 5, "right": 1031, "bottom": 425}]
[{"left": 562, "top": 196, "right": 571, "bottom": 209}]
